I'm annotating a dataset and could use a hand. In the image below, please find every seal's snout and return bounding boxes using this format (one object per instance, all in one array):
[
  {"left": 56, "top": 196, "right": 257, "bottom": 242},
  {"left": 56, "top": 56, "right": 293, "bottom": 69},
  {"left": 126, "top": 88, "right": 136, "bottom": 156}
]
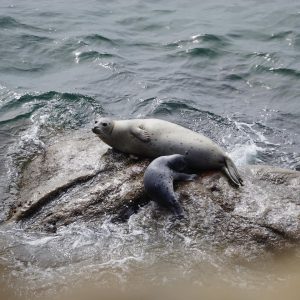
[{"left": 92, "top": 126, "right": 100, "bottom": 134}]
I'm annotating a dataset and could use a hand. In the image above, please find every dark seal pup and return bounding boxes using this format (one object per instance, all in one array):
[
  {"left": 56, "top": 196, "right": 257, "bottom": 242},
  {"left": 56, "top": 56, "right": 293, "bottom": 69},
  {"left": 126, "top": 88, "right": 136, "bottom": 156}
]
[
  {"left": 143, "top": 154, "right": 197, "bottom": 219},
  {"left": 92, "top": 117, "right": 243, "bottom": 186}
]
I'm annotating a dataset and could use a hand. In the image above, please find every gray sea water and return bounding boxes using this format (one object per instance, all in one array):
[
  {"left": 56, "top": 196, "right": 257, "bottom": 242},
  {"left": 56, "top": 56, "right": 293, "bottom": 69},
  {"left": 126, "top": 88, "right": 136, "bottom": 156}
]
[{"left": 0, "top": 0, "right": 300, "bottom": 297}]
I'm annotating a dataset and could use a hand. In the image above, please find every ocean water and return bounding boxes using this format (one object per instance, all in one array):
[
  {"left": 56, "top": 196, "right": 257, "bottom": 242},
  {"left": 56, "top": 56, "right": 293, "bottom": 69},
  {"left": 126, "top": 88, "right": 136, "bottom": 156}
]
[{"left": 0, "top": 0, "right": 300, "bottom": 297}]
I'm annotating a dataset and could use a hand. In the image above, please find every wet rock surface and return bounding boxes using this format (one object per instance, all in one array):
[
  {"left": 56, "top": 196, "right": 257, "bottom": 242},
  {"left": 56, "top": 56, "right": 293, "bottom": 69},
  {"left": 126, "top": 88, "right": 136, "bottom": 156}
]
[{"left": 8, "top": 130, "right": 300, "bottom": 259}]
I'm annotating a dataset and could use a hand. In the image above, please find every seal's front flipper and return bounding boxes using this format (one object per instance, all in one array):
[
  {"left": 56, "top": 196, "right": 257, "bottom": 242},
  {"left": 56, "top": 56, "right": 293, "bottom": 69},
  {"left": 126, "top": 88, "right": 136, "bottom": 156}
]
[
  {"left": 173, "top": 172, "right": 197, "bottom": 181},
  {"left": 130, "top": 125, "right": 151, "bottom": 142}
]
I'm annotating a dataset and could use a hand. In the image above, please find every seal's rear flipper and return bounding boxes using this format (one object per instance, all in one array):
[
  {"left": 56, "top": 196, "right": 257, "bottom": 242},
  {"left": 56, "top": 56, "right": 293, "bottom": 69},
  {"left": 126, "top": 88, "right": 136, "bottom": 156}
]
[
  {"left": 223, "top": 157, "right": 244, "bottom": 187},
  {"left": 227, "top": 157, "right": 243, "bottom": 184}
]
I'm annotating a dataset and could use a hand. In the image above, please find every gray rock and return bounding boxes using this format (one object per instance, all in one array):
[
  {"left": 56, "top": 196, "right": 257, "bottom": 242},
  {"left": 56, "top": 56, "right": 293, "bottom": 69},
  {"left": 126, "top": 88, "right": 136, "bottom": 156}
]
[
  {"left": 9, "top": 130, "right": 109, "bottom": 221},
  {"left": 8, "top": 130, "right": 300, "bottom": 260}
]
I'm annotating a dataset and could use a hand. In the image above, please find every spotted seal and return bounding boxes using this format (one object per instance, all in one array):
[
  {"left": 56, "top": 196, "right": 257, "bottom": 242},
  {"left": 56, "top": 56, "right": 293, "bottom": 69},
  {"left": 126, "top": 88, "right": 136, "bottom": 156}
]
[
  {"left": 92, "top": 118, "right": 243, "bottom": 186},
  {"left": 143, "top": 154, "right": 196, "bottom": 219}
]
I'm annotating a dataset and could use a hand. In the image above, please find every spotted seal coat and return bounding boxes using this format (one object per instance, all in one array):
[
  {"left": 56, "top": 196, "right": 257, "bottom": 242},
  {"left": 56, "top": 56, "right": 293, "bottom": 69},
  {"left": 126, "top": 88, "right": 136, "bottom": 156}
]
[
  {"left": 92, "top": 118, "right": 243, "bottom": 186},
  {"left": 143, "top": 154, "right": 196, "bottom": 218}
]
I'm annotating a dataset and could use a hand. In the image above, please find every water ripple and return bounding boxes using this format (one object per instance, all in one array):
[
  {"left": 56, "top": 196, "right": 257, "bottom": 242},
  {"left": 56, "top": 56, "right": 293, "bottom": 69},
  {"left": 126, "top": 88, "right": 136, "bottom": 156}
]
[
  {"left": 75, "top": 51, "right": 115, "bottom": 63},
  {"left": 166, "top": 33, "right": 230, "bottom": 48},
  {"left": 83, "top": 34, "right": 117, "bottom": 46},
  {"left": 0, "top": 16, "right": 45, "bottom": 31},
  {"left": 254, "top": 65, "right": 300, "bottom": 78},
  {"left": 183, "top": 47, "right": 220, "bottom": 58},
  {"left": 0, "top": 91, "right": 103, "bottom": 127},
  {"left": 269, "top": 30, "right": 294, "bottom": 40}
]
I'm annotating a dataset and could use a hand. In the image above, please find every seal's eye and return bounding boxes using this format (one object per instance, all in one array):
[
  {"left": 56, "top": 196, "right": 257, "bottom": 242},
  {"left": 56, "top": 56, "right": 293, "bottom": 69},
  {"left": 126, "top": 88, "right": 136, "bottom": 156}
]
[
  {"left": 102, "top": 123, "right": 108, "bottom": 127},
  {"left": 95, "top": 121, "right": 98, "bottom": 124}
]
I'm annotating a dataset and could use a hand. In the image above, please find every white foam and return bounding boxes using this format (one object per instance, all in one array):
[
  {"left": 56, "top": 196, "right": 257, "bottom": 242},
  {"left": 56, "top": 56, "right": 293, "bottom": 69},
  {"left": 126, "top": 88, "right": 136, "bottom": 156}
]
[
  {"left": 6, "top": 111, "right": 46, "bottom": 193},
  {"left": 226, "top": 119, "right": 272, "bottom": 165},
  {"left": 230, "top": 142, "right": 263, "bottom": 166},
  {"left": 0, "top": 85, "right": 22, "bottom": 109},
  {"left": 74, "top": 51, "right": 81, "bottom": 63},
  {"left": 26, "top": 236, "right": 57, "bottom": 246}
]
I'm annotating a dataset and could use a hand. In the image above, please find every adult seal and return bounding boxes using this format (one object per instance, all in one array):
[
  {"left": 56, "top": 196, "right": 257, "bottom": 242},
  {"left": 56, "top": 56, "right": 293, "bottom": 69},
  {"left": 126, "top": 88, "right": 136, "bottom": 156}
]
[
  {"left": 92, "top": 118, "right": 243, "bottom": 186},
  {"left": 144, "top": 154, "right": 197, "bottom": 219}
]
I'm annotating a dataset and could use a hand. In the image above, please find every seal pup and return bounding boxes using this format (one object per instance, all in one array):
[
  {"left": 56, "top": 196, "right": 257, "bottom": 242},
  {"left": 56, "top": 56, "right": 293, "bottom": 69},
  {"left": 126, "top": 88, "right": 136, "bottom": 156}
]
[
  {"left": 144, "top": 154, "right": 197, "bottom": 219},
  {"left": 92, "top": 117, "right": 243, "bottom": 186}
]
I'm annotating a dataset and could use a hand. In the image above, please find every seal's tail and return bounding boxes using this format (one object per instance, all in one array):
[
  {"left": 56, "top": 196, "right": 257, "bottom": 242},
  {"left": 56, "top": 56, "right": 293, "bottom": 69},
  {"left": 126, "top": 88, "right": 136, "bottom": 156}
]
[{"left": 222, "top": 156, "right": 244, "bottom": 187}]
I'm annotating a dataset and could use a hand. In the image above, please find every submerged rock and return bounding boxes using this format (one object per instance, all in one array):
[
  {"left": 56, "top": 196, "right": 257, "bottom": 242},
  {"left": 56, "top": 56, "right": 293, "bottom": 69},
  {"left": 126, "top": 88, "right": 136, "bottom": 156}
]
[{"left": 8, "top": 130, "right": 300, "bottom": 259}]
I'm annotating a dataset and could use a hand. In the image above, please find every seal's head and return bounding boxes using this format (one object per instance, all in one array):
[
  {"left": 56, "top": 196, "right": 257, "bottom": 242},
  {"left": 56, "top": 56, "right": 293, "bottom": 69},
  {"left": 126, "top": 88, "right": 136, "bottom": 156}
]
[{"left": 92, "top": 117, "right": 114, "bottom": 138}]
